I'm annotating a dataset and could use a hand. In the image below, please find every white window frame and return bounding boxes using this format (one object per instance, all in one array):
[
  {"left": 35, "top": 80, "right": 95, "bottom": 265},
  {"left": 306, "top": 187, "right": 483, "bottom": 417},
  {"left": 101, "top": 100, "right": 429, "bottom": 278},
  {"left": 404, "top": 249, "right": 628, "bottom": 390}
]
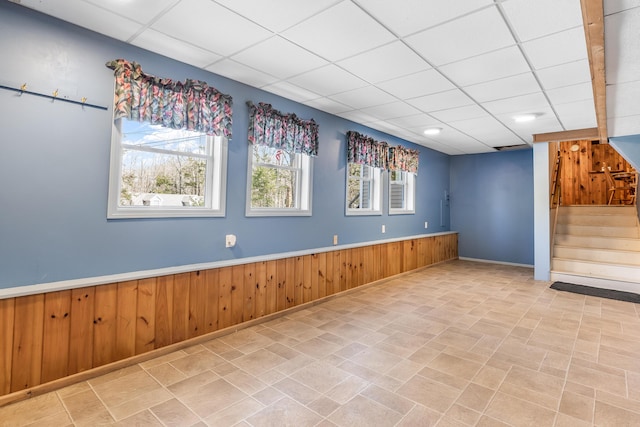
[
  {"left": 245, "top": 145, "right": 313, "bottom": 217},
  {"left": 345, "top": 163, "right": 382, "bottom": 216},
  {"left": 388, "top": 170, "right": 416, "bottom": 215},
  {"left": 107, "top": 118, "right": 227, "bottom": 219}
]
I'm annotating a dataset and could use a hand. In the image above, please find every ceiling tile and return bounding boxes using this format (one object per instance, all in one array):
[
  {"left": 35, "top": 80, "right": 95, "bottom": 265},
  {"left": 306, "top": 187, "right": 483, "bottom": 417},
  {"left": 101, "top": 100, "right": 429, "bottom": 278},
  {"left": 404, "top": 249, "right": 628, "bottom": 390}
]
[
  {"left": 535, "top": 59, "right": 591, "bottom": 90},
  {"left": 213, "top": 0, "right": 339, "bottom": 32},
  {"left": 464, "top": 73, "right": 541, "bottom": 102},
  {"left": 151, "top": 0, "right": 272, "bottom": 56},
  {"left": 303, "top": 97, "right": 352, "bottom": 115},
  {"left": 360, "top": 101, "right": 422, "bottom": 120},
  {"left": 553, "top": 99, "right": 597, "bottom": 129},
  {"left": 280, "top": 1, "right": 395, "bottom": 61},
  {"left": 502, "top": 115, "right": 563, "bottom": 142},
  {"left": 607, "top": 80, "right": 640, "bottom": 117},
  {"left": 132, "top": 29, "right": 222, "bottom": 69},
  {"left": 405, "top": 7, "right": 515, "bottom": 66},
  {"left": 501, "top": 0, "right": 583, "bottom": 42},
  {"left": 386, "top": 114, "right": 442, "bottom": 129},
  {"left": 484, "top": 92, "right": 551, "bottom": 116},
  {"left": 377, "top": 69, "right": 455, "bottom": 99},
  {"left": 205, "top": 59, "right": 278, "bottom": 88},
  {"left": 355, "top": 0, "right": 493, "bottom": 37},
  {"left": 84, "top": 0, "right": 178, "bottom": 24},
  {"left": 231, "top": 36, "right": 328, "bottom": 79},
  {"left": 288, "top": 65, "right": 368, "bottom": 96},
  {"left": 407, "top": 89, "right": 474, "bottom": 113},
  {"left": 449, "top": 116, "right": 523, "bottom": 147},
  {"left": 522, "top": 27, "right": 587, "bottom": 70},
  {"left": 261, "top": 81, "right": 321, "bottom": 102},
  {"left": 338, "top": 110, "right": 380, "bottom": 124},
  {"left": 608, "top": 114, "right": 640, "bottom": 138},
  {"left": 545, "top": 82, "right": 593, "bottom": 105},
  {"left": 438, "top": 46, "right": 530, "bottom": 87},
  {"left": 337, "top": 41, "right": 430, "bottom": 83},
  {"left": 604, "top": 0, "right": 640, "bottom": 15},
  {"left": 430, "top": 105, "right": 488, "bottom": 123},
  {"left": 328, "top": 85, "right": 397, "bottom": 109},
  {"left": 605, "top": 8, "right": 640, "bottom": 85},
  {"left": 18, "top": 0, "right": 142, "bottom": 41}
]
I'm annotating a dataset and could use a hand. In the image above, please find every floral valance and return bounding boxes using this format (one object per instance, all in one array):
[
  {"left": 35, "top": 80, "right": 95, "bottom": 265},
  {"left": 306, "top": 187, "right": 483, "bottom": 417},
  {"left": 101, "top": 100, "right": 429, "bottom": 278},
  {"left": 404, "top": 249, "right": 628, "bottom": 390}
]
[
  {"left": 106, "top": 59, "right": 233, "bottom": 138},
  {"left": 347, "top": 131, "right": 419, "bottom": 174},
  {"left": 247, "top": 102, "right": 319, "bottom": 157}
]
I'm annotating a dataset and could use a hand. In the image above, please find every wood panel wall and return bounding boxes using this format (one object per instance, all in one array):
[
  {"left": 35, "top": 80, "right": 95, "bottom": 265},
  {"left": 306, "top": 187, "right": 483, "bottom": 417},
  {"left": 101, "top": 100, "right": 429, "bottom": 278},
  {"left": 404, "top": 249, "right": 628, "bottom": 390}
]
[
  {"left": 0, "top": 234, "right": 457, "bottom": 398},
  {"left": 559, "top": 140, "right": 634, "bottom": 205}
]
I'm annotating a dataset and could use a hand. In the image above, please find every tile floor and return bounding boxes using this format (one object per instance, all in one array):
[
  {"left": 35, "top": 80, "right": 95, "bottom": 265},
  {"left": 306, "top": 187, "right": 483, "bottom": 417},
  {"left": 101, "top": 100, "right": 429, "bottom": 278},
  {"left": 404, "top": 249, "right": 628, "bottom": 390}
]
[{"left": 1, "top": 260, "right": 640, "bottom": 426}]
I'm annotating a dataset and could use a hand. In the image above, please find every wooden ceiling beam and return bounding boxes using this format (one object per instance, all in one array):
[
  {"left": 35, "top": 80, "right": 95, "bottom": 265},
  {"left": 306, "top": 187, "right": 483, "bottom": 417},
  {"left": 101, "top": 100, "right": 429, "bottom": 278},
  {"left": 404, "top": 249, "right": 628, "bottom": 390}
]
[
  {"left": 533, "top": 127, "right": 599, "bottom": 143},
  {"left": 580, "top": 0, "right": 607, "bottom": 144}
]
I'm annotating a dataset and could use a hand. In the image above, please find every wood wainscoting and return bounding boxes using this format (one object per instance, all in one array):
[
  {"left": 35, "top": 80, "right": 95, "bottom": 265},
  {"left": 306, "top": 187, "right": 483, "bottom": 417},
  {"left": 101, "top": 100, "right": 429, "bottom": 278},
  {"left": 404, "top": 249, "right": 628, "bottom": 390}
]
[{"left": 0, "top": 233, "right": 457, "bottom": 401}]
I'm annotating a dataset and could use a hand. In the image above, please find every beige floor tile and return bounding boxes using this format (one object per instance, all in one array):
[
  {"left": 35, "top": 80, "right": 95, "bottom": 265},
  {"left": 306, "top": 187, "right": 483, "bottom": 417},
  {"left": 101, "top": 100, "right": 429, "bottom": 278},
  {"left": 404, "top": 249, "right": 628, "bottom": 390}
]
[
  {"left": 0, "top": 392, "right": 66, "bottom": 426},
  {"left": 91, "top": 369, "right": 163, "bottom": 409},
  {"left": 179, "top": 378, "right": 248, "bottom": 418},
  {"left": 328, "top": 395, "right": 403, "bottom": 427},
  {"left": 427, "top": 353, "right": 482, "bottom": 381},
  {"left": 396, "top": 404, "right": 442, "bottom": 427},
  {"left": 360, "top": 384, "right": 415, "bottom": 415},
  {"left": 203, "top": 397, "right": 264, "bottom": 426},
  {"left": 455, "top": 383, "right": 495, "bottom": 413},
  {"left": 484, "top": 392, "right": 556, "bottom": 427},
  {"left": 246, "top": 397, "right": 322, "bottom": 427},
  {"left": 150, "top": 398, "right": 200, "bottom": 426},
  {"left": 272, "top": 377, "right": 321, "bottom": 406},
  {"left": 112, "top": 409, "right": 163, "bottom": 426},
  {"left": 594, "top": 400, "right": 640, "bottom": 427},
  {"left": 108, "top": 387, "right": 173, "bottom": 421},
  {"left": 290, "top": 361, "right": 350, "bottom": 394},
  {"left": 58, "top": 388, "right": 109, "bottom": 424},
  {"left": 558, "top": 390, "right": 594, "bottom": 423},
  {"left": 145, "top": 362, "right": 188, "bottom": 386},
  {"left": 397, "top": 374, "right": 460, "bottom": 413},
  {"left": 21, "top": 410, "right": 73, "bottom": 427}
]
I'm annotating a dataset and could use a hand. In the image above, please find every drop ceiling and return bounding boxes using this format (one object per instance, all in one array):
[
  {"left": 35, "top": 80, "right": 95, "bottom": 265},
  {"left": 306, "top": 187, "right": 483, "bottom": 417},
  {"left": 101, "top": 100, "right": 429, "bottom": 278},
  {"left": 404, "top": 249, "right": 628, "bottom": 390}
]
[{"left": 13, "top": 0, "right": 640, "bottom": 155}]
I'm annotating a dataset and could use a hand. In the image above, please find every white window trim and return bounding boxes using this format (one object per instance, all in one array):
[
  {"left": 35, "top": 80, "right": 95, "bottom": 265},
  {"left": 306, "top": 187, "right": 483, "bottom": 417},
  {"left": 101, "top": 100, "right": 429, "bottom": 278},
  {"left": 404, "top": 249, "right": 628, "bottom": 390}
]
[
  {"left": 388, "top": 171, "right": 416, "bottom": 215},
  {"left": 245, "top": 145, "right": 313, "bottom": 217},
  {"left": 107, "top": 119, "right": 227, "bottom": 219},
  {"left": 345, "top": 163, "right": 382, "bottom": 216}
]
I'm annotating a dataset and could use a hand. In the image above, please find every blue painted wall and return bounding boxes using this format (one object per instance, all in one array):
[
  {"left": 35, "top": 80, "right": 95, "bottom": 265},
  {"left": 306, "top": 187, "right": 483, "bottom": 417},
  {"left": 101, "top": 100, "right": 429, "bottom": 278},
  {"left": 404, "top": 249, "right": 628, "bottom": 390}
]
[
  {"left": 450, "top": 149, "right": 534, "bottom": 265},
  {"left": 0, "top": 2, "right": 451, "bottom": 289}
]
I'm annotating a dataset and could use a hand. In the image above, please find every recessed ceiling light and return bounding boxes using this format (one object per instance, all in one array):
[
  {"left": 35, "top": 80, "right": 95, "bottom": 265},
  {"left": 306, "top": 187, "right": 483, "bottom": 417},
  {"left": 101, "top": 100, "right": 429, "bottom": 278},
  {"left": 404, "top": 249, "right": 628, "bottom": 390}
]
[
  {"left": 513, "top": 113, "right": 540, "bottom": 123},
  {"left": 423, "top": 127, "right": 442, "bottom": 135}
]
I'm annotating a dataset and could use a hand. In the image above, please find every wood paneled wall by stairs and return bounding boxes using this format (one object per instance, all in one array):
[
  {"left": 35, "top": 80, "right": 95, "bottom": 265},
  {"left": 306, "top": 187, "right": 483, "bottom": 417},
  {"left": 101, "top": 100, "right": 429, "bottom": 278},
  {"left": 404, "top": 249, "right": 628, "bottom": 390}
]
[
  {"left": 559, "top": 140, "right": 635, "bottom": 205},
  {"left": 0, "top": 233, "right": 457, "bottom": 401}
]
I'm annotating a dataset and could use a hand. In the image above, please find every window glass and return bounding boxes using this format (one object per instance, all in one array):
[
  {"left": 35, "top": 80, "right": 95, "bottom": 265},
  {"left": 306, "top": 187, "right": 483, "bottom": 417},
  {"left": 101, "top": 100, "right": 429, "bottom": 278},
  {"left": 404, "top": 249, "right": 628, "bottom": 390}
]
[
  {"left": 108, "top": 119, "right": 227, "bottom": 218},
  {"left": 346, "top": 163, "right": 382, "bottom": 216},
  {"left": 389, "top": 170, "right": 415, "bottom": 215},
  {"left": 247, "top": 145, "right": 312, "bottom": 216}
]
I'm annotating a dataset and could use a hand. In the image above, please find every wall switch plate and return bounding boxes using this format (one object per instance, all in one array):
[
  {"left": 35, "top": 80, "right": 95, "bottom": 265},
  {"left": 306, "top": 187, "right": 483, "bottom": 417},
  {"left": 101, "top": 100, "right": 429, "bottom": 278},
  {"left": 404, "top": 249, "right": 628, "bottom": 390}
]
[
  {"left": 381, "top": 225, "right": 386, "bottom": 233},
  {"left": 424, "top": 222, "right": 428, "bottom": 229},
  {"left": 333, "top": 235, "right": 338, "bottom": 245}
]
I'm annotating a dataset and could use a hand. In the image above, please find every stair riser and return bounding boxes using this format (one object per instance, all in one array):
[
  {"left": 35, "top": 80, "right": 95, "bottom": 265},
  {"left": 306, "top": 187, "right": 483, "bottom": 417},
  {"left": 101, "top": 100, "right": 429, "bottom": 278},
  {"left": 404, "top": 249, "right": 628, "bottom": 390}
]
[
  {"left": 557, "top": 214, "right": 637, "bottom": 227},
  {"left": 554, "top": 235, "right": 640, "bottom": 251},
  {"left": 555, "top": 224, "right": 640, "bottom": 238},
  {"left": 552, "top": 259, "right": 640, "bottom": 282},
  {"left": 554, "top": 247, "right": 640, "bottom": 265},
  {"left": 561, "top": 206, "right": 637, "bottom": 216}
]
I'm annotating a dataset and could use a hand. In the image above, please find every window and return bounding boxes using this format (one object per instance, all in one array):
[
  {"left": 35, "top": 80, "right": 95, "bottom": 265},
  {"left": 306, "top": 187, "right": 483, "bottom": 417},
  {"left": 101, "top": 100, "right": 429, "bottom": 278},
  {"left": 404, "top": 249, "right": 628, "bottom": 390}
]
[
  {"left": 389, "top": 170, "right": 415, "bottom": 214},
  {"left": 346, "top": 163, "right": 382, "bottom": 215},
  {"left": 107, "top": 118, "right": 227, "bottom": 218},
  {"left": 246, "top": 144, "right": 312, "bottom": 216}
]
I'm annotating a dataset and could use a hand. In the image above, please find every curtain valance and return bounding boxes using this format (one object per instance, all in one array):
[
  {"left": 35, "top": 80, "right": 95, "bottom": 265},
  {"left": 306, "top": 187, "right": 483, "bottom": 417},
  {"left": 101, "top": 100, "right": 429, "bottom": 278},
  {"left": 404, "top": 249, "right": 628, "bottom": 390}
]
[
  {"left": 347, "top": 131, "right": 419, "bottom": 174},
  {"left": 247, "top": 102, "right": 319, "bottom": 157},
  {"left": 106, "top": 59, "right": 233, "bottom": 138}
]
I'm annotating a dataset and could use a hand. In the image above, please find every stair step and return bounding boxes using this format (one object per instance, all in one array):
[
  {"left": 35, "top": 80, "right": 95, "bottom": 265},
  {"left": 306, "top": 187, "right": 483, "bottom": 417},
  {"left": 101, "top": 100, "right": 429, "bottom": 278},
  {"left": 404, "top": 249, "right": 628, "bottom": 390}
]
[
  {"left": 555, "top": 223, "right": 640, "bottom": 238},
  {"left": 554, "top": 234, "right": 640, "bottom": 251},
  {"left": 554, "top": 246, "right": 640, "bottom": 265},
  {"left": 551, "top": 258, "right": 640, "bottom": 283},
  {"left": 557, "top": 213, "right": 637, "bottom": 227},
  {"left": 561, "top": 205, "right": 637, "bottom": 216}
]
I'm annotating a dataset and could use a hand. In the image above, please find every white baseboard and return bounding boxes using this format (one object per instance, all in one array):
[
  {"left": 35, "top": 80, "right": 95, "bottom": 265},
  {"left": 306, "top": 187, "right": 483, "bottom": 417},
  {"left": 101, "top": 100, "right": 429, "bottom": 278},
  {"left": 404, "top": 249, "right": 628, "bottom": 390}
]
[{"left": 458, "top": 257, "right": 534, "bottom": 269}]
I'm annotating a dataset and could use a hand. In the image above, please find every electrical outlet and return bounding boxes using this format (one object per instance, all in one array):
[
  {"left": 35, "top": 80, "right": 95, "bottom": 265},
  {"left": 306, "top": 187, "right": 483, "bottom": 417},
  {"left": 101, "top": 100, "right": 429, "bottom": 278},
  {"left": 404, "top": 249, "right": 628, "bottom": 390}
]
[
  {"left": 424, "top": 221, "right": 428, "bottom": 229},
  {"left": 333, "top": 235, "right": 338, "bottom": 245},
  {"left": 381, "top": 225, "right": 386, "bottom": 233}
]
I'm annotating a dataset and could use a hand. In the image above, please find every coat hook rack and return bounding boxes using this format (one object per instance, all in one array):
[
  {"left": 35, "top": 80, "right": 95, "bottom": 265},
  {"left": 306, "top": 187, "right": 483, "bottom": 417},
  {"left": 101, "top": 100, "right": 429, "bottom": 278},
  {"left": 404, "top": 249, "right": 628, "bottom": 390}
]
[{"left": 0, "top": 83, "right": 108, "bottom": 111}]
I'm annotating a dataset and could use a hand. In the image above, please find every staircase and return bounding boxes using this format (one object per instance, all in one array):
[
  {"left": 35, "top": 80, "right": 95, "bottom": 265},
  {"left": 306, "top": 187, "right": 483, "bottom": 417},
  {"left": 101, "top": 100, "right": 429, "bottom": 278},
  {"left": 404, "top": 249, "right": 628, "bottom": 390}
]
[{"left": 551, "top": 205, "right": 640, "bottom": 293}]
